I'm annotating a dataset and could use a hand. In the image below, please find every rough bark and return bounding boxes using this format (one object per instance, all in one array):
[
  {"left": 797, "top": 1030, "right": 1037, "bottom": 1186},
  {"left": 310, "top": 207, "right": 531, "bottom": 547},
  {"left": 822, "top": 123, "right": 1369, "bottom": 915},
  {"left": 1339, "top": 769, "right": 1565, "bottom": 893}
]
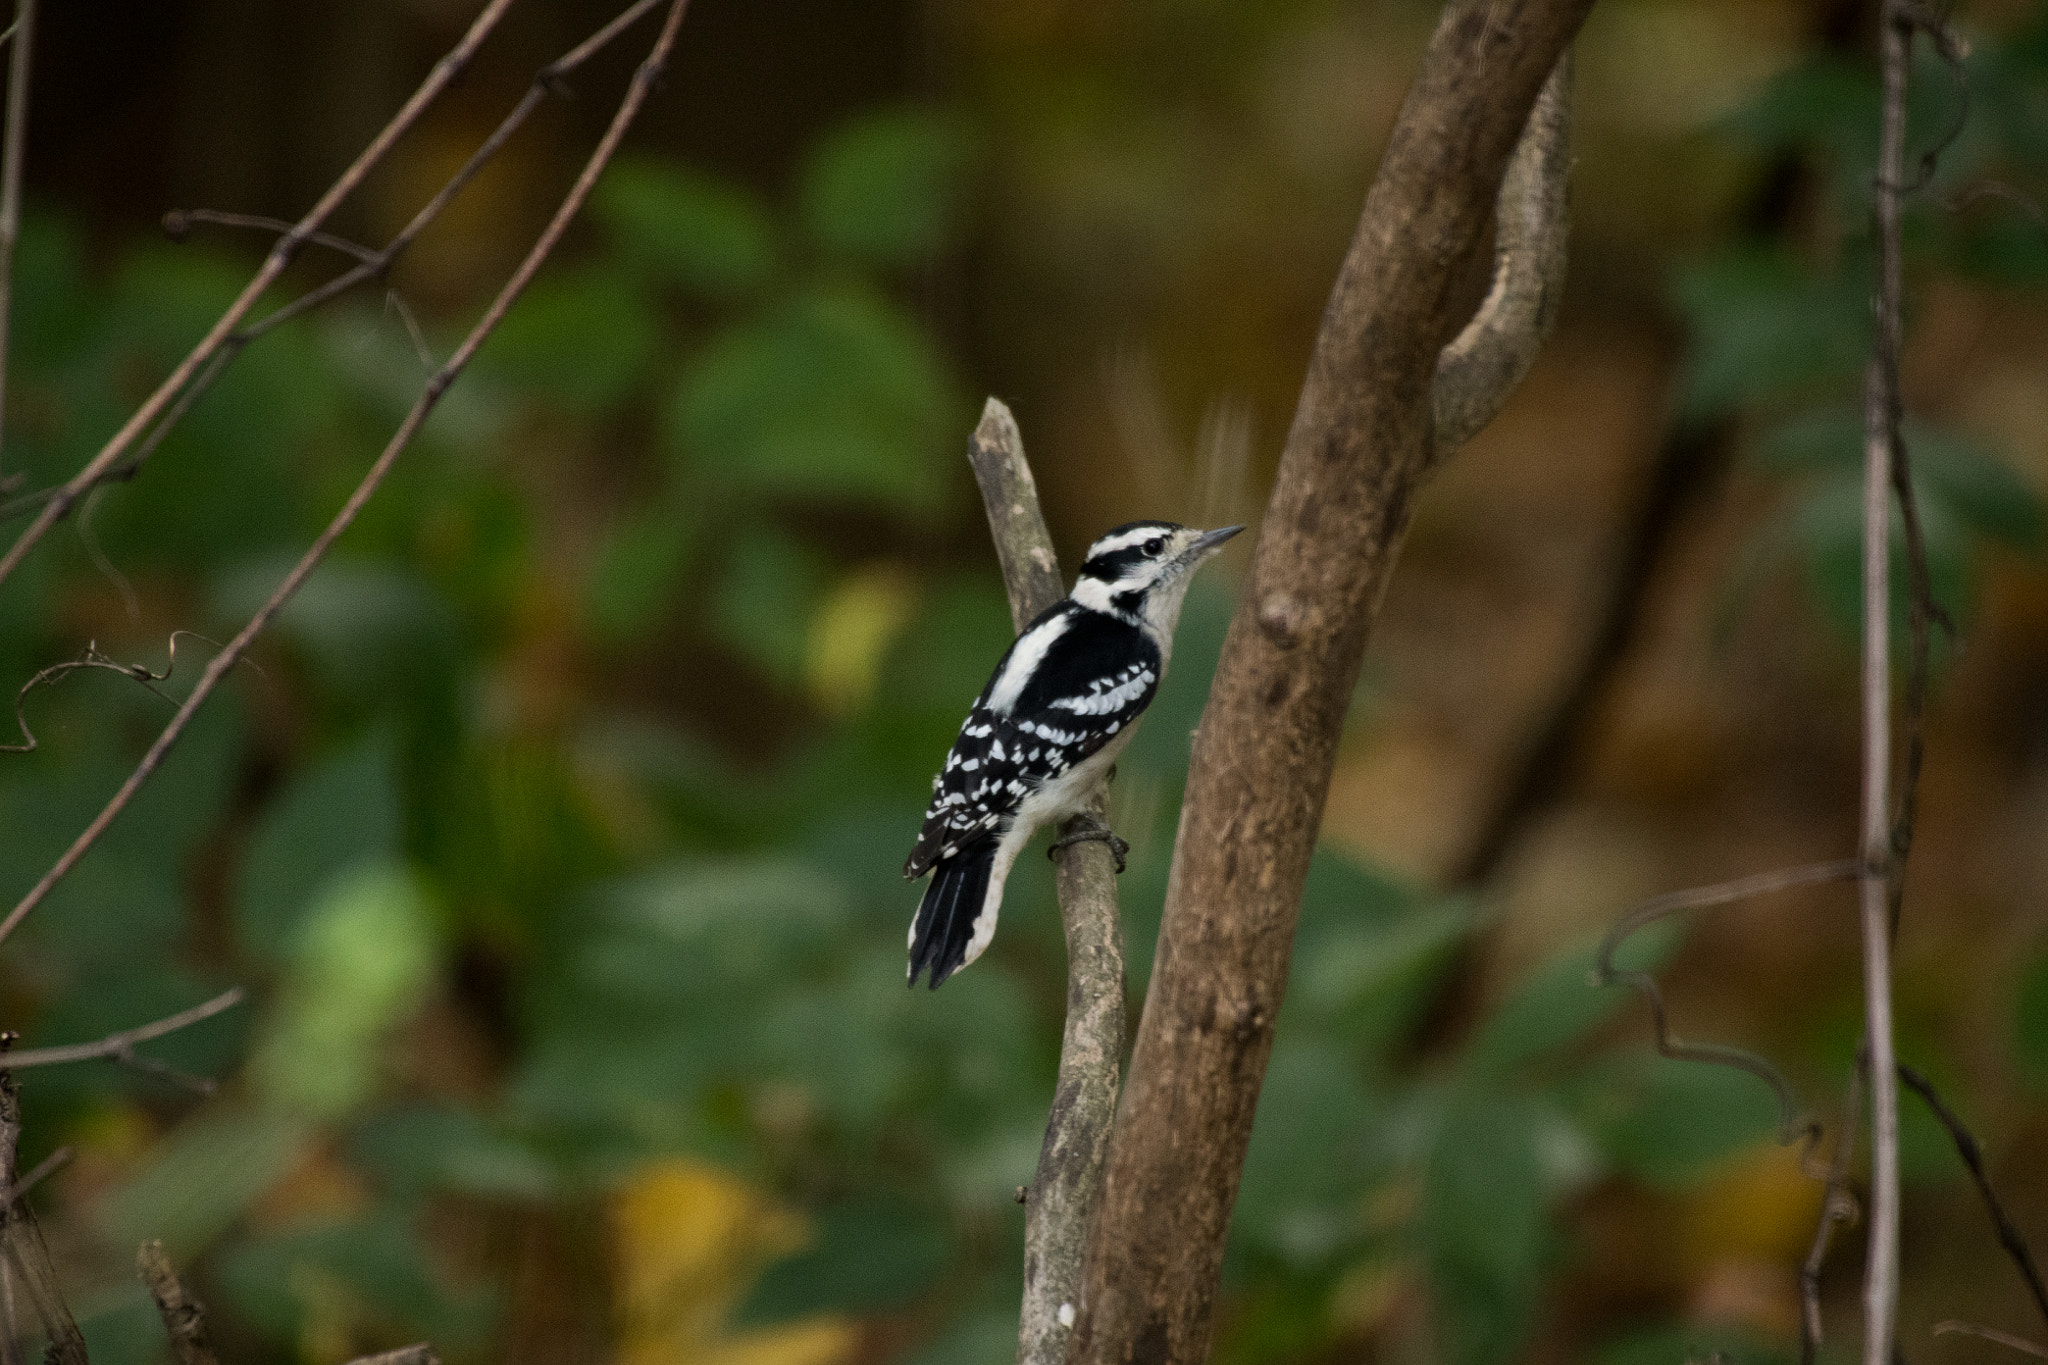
[
  {"left": 965, "top": 401, "right": 1130, "bottom": 1365},
  {"left": 1065, "top": 2, "right": 1592, "bottom": 1359}
]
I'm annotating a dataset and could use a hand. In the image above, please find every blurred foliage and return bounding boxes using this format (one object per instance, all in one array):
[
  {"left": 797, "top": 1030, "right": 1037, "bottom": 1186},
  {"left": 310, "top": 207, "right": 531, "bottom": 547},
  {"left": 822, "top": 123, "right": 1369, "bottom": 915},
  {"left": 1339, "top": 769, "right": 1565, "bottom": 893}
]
[
  {"left": 1676, "top": 23, "right": 2048, "bottom": 650},
  {"left": 0, "top": 8, "right": 2047, "bottom": 1365}
]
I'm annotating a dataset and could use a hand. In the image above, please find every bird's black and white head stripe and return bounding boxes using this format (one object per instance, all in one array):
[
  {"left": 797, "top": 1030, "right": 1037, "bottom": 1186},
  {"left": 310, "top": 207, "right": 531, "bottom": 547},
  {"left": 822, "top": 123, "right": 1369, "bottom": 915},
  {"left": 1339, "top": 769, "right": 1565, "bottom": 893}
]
[{"left": 902, "top": 518, "right": 1243, "bottom": 989}]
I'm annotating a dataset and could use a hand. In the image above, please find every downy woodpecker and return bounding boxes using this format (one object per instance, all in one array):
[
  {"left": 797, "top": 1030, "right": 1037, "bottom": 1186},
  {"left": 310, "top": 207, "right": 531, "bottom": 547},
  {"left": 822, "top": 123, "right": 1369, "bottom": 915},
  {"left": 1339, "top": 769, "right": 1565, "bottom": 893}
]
[{"left": 903, "top": 520, "right": 1243, "bottom": 988}]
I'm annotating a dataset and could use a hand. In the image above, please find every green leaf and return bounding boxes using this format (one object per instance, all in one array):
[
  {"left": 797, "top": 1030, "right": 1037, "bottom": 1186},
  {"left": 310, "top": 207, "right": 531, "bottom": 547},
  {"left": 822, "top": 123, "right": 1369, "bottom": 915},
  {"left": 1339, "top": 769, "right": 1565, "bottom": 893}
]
[
  {"left": 585, "top": 503, "right": 700, "bottom": 644},
  {"left": 901, "top": 1310, "right": 1017, "bottom": 1365},
  {"left": 1793, "top": 470, "right": 1974, "bottom": 638},
  {"left": 2013, "top": 943, "right": 2048, "bottom": 1091},
  {"left": 1757, "top": 411, "right": 2046, "bottom": 551},
  {"left": 1573, "top": 1051, "right": 1781, "bottom": 1187},
  {"left": 711, "top": 522, "right": 830, "bottom": 685},
  {"left": 1234, "top": 1041, "right": 1380, "bottom": 1265},
  {"left": 602, "top": 856, "right": 851, "bottom": 961},
  {"left": 734, "top": 1195, "right": 950, "bottom": 1323},
  {"left": 100, "top": 1102, "right": 312, "bottom": 1257},
  {"left": 250, "top": 863, "right": 441, "bottom": 1118},
  {"left": 1424, "top": 1084, "right": 1548, "bottom": 1365},
  {"left": 350, "top": 1104, "right": 557, "bottom": 1201},
  {"left": 482, "top": 262, "right": 659, "bottom": 414},
  {"left": 799, "top": 107, "right": 975, "bottom": 266},
  {"left": 1911, "top": 425, "right": 2048, "bottom": 549},
  {"left": 1465, "top": 923, "right": 1681, "bottom": 1074},
  {"left": 1670, "top": 249, "right": 1868, "bottom": 418},
  {"left": 1719, "top": 55, "right": 1878, "bottom": 168},
  {"left": 667, "top": 283, "right": 962, "bottom": 516},
  {"left": 211, "top": 556, "right": 464, "bottom": 701},
  {"left": 594, "top": 155, "right": 778, "bottom": 298},
  {"left": 216, "top": 1206, "right": 498, "bottom": 1349},
  {"left": 1594, "top": 1322, "right": 1789, "bottom": 1365},
  {"left": 236, "top": 728, "right": 403, "bottom": 964}
]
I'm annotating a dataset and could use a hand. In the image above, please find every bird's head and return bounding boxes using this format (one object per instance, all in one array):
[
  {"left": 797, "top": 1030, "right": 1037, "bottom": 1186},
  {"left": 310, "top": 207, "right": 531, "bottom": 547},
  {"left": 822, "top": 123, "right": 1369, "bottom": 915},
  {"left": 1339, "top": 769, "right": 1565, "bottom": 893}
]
[{"left": 1069, "top": 520, "right": 1244, "bottom": 639}]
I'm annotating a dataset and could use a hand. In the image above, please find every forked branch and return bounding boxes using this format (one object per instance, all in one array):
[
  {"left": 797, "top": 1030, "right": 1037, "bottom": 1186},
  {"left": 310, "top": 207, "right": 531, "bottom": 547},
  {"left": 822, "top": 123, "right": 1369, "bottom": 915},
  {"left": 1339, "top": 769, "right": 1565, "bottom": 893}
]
[{"left": 1067, "top": 3, "right": 1587, "bottom": 1357}]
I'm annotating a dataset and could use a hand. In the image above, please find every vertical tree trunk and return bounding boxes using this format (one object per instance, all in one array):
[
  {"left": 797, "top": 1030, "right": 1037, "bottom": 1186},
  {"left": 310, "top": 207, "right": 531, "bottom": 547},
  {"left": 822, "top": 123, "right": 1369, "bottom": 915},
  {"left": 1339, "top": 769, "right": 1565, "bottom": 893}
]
[{"left": 1066, "top": 2, "right": 1591, "bottom": 1359}]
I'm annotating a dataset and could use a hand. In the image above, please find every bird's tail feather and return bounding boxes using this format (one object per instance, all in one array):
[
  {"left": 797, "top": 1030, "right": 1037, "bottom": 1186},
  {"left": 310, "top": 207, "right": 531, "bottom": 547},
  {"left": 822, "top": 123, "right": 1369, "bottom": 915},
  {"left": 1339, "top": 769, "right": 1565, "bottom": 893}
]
[{"left": 908, "top": 844, "right": 996, "bottom": 990}]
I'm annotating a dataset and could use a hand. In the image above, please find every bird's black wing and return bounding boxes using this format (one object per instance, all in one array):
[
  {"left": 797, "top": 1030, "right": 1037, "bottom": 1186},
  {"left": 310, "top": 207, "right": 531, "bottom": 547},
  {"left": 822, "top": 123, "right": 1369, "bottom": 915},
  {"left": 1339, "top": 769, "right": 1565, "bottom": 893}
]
[{"left": 904, "top": 608, "right": 1160, "bottom": 879}]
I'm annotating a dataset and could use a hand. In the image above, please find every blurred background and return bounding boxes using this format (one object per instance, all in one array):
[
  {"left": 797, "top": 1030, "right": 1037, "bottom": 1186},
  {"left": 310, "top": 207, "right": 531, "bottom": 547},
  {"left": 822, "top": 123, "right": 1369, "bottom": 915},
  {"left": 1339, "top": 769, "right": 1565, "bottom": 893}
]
[{"left": 2, "top": 0, "right": 2048, "bottom": 1361}]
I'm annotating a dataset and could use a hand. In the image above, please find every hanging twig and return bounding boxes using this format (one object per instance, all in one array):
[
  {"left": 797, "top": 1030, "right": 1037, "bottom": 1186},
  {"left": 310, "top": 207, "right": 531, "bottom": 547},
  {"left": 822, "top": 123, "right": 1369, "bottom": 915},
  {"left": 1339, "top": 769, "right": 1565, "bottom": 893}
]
[
  {"left": 0, "top": 0, "right": 694, "bottom": 954},
  {"left": 1593, "top": 859, "right": 1857, "bottom": 1144},
  {"left": 1897, "top": 1063, "right": 2048, "bottom": 1331},
  {"left": 0, "top": 633, "right": 236, "bottom": 754},
  {"left": 0, "top": 0, "right": 519, "bottom": 593},
  {"left": 1802, "top": 1056, "right": 1865, "bottom": 1365},
  {"left": 0, "top": 0, "right": 35, "bottom": 483},
  {"left": 960, "top": 400, "right": 1129, "bottom": 1365}
]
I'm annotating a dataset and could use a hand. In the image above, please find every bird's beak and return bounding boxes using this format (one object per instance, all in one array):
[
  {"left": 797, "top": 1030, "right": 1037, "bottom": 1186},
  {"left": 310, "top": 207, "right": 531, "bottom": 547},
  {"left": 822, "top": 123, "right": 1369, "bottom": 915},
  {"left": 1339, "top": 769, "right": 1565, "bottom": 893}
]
[{"left": 1191, "top": 524, "right": 1246, "bottom": 557}]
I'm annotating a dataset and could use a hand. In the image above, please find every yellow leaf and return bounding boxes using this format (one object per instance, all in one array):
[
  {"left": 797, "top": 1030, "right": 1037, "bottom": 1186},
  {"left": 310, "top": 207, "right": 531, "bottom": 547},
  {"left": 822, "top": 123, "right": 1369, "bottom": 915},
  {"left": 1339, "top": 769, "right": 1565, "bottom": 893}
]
[
  {"left": 806, "top": 564, "right": 920, "bottom": 714},
  {"left": 612, "top": 1159, "right": 855, "bottom": 1365}
]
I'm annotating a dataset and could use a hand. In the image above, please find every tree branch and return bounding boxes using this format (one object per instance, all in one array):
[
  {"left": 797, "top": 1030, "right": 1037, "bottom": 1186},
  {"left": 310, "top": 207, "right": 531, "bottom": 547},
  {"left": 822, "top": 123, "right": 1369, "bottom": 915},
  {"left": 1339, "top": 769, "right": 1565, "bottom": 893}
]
[
  {"left": 1431, "top": 49, "right": 1572, "bottom": 461},
  {"left": 961, "top": 400, "right": 1129, "bottom": 1365},
  {"left": 0, "top": 0, "right": 518, "bottom": 592},
  {"left": 1857, "top": 4, "right": 1911, "bottom": 1359},
  {"left": 4, "top": 987, "right": 245, "bottom": 1084},
  {"left": 1898, "top": 1063, "right": 2048, "bottom": 1331},
  {"left": 138, "top": 1239, "right": 222, "bottom": 1365},
  {"left": 0, "top": 0, "right": 693, "bottom": 952},
  {"left": 1066, "top": 3, "right": 1587, "bottom": 1358}
]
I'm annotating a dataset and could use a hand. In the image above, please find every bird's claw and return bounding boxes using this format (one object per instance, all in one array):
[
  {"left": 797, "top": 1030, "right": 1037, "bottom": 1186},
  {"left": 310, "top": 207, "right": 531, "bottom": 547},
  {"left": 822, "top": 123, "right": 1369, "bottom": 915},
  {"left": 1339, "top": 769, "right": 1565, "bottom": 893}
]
[{"left": 1049, "top": 818, "right": 1129, "bottom": 873}]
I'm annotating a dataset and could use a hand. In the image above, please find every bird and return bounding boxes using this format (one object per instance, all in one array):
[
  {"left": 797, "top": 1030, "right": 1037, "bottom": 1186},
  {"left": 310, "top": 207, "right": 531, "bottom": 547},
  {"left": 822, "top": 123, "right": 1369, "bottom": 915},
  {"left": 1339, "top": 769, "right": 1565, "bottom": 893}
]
[{"left": 903, "top": 519, "right": 1244, "bottom": 989}]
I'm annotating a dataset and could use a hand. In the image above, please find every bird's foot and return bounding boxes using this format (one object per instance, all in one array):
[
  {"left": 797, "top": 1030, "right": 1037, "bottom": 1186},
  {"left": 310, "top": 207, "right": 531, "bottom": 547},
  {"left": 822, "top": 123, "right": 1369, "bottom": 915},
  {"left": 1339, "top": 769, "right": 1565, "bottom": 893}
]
[{"left": 1049, "top": 816, "right": 1129, "bottom": 873}]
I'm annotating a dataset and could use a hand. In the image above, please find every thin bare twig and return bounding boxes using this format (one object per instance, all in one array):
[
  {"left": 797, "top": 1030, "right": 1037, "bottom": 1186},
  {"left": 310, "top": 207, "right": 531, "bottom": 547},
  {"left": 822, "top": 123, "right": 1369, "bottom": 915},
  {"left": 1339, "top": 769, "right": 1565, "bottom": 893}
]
[
  {"left": 0, "top": 0, "right": 519, "bottom": 592},
  {"left": 1934, "top": 1323, "right": 2048, "bottom": 1360},
  {"left": 1, "top": 633, "right": 238, "bottom": 754},
  {"left": 1594, "top": 860, "right": 1857, "bottom": 1144},
  {"left": 0, "top": 0, "right": 34, "bottom": 481},
  {"left": 0, "top": 0, "right": 690, "bottom": 953},
  {"left": 1857, "top": 5, "right": 1913, "bottom": 1358},
  {"left": 1898, "top": 1063, "right": 2048, "bottom": 1331},
  {"left": 5, "top": 987, "right": 245, "bottom": 1086},
  {"left": 138, "top": 1239, "right": 221, "bottom": 1365},
  {"left": 1802, "top": 1056, "right": 1866, "bottom": 1365},
  {"left": 0, "top": 0, "right": 669, "bottom": 534},
  {"left": 343, "top": 1347, "right": 439, "bottom": 1365},
  {"left": 6, "top": 1149, "right": 66, "bottom": 1209},
  {"left": 963, "top": 400, "right": 1129, "bottom": 1365}
]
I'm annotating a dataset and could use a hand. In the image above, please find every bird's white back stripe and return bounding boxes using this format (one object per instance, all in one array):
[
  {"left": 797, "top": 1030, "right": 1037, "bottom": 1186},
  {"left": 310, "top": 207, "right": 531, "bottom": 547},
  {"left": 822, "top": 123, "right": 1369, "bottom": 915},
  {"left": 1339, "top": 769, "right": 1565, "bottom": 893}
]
[{"left": 986, "top": 612, "right": 1070, "bottom": 715}]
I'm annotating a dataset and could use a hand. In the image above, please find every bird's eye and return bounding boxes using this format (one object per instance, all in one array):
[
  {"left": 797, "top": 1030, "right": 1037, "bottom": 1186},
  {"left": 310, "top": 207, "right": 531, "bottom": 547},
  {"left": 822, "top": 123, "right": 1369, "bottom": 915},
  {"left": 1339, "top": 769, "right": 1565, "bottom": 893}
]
[{"left": 1142, "top": 537, "right": 1166, "bottom": 556}]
